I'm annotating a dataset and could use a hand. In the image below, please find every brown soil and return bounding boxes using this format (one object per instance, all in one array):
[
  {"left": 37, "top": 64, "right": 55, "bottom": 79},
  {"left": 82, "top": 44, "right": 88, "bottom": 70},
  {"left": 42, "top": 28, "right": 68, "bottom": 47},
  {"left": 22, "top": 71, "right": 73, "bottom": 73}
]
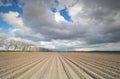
[{"left": 0, "top": 52, "right": 120, "bottom": 79}]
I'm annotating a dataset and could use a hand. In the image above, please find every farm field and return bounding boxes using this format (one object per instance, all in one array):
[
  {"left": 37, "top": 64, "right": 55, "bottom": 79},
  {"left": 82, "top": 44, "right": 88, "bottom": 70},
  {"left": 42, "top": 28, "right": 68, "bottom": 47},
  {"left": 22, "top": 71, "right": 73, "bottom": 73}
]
[{"left": 0, "top": 52, "right": 120, "bottom": 79}]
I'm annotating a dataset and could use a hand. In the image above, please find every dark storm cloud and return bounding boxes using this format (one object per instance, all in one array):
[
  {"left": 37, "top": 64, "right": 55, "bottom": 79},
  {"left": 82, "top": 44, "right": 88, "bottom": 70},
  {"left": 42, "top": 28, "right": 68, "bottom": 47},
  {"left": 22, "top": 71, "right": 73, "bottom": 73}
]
[
  {"left": 22, "top": 0, "right": 120, "bottom": 45},
  {"left": 12, "top": 29, "right": 45, "bottom": 42},
  {"left": 81, "top": 0, "right": 120, "bottom": 10}
]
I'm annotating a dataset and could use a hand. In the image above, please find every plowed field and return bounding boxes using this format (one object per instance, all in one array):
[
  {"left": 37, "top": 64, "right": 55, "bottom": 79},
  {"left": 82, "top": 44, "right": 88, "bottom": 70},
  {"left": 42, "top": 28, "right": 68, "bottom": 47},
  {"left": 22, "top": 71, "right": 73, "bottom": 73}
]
[{"left": 0, "top": 52, "right": 120, "bottom": 79}]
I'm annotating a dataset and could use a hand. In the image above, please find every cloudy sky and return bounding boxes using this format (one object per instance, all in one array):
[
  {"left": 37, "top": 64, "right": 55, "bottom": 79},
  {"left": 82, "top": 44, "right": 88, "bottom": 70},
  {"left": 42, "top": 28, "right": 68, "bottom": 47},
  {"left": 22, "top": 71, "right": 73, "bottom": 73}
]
[{"left": 0, "top": 0, "right": 120, "bottom": 51}]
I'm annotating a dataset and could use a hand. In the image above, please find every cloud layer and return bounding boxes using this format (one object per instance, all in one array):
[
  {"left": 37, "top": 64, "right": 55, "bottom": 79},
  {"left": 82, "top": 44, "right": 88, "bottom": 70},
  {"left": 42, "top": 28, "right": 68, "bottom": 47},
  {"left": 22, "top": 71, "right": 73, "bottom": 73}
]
[{"left": 1, "top": 0, "right": 120, "bottom": 51}]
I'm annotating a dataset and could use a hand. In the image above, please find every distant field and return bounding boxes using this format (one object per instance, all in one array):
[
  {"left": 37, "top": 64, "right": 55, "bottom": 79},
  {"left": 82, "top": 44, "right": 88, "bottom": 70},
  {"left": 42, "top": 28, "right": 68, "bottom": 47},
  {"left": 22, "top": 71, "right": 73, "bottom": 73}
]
[{"left": 0, "top": 52, "right": 120, "bottom": 79}]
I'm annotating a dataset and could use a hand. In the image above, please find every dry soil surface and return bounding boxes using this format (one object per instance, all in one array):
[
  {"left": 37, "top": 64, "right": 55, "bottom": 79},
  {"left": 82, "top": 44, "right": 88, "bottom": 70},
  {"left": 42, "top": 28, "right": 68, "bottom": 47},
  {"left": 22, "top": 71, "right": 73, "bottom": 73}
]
[{"left": 0, "top": 52, "right": 120, "bottom": 79}]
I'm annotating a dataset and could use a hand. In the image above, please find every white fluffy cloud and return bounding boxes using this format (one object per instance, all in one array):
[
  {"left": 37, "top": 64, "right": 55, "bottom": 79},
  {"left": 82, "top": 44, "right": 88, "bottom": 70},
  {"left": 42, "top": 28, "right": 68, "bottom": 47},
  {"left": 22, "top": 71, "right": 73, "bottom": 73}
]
[
  {"left": 0, "top": 11, "right": 44, "bottom": 44},
  {"left": 74, "top": 48, "right": 95, "bottom": 51},
  {"left": 38, "top": 39, "right": 85, "bottom": 50},
  {"left": 54, "top": 12, "right": 67, "bottom": 23},
  {"left": 1, "top": 11, "right": 29, "bottom": 30}
]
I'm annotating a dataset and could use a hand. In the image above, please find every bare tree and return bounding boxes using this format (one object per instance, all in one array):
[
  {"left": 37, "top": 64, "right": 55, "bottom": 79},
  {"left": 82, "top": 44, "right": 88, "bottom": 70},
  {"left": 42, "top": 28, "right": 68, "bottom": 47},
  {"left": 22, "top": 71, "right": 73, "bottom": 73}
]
[
  {"left": 0, "top": 36, "right": 49, "bottom": 52},
  {"left": 0, "top": 36, "right": 8, "bottom": 47}
]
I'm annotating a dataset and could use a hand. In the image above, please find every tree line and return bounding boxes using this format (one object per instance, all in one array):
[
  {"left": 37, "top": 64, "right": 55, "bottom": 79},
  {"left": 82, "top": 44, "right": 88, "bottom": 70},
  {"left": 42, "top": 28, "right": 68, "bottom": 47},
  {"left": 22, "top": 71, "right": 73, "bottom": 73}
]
[{"left": 0, "top": 36, "right": 49, "bottom": 52}]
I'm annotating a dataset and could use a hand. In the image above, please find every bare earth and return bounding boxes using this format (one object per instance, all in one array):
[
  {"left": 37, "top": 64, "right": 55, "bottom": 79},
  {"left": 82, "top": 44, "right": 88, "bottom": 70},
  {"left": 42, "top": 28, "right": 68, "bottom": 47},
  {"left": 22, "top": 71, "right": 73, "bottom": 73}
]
[{"left": 0, "top": 52, "right": 120, "bottom": 79}]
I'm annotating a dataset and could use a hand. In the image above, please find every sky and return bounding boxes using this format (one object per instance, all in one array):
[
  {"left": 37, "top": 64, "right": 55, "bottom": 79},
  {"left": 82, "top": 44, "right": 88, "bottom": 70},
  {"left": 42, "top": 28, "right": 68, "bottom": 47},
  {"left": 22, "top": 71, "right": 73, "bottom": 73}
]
[{"left": 0, "top": 0, "right": 120, "bottom": 51}]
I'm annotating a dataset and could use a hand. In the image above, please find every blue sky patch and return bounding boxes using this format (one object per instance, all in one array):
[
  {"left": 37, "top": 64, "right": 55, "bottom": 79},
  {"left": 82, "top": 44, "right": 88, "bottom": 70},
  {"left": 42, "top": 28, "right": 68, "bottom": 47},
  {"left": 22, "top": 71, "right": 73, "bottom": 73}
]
[
  {"left": 1, "top": 0, "right": 18, "bottom": 5},
  {"left": 0, "top": 0, "right": 21, "bottom": 31},
  {"left": 51, "top": 0, "right": 73, "bottom": 22},
  {"left": 0, "top": 17, "right": 13, "bottom": 31},
  {"left": 60, "top": 8, "right": 73, "bottom": 22},
  {"left": 51, "top": 7, "right": 57, "bottom": 13},
  {"left": 0, "top": 0, "right": 22, "bottom": 14},
  {"left": 0, "top": 6, "right": 22, "bottom": 14},
  {"left": 51, "top": 0, "right": 59, "bottom": 13}
]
